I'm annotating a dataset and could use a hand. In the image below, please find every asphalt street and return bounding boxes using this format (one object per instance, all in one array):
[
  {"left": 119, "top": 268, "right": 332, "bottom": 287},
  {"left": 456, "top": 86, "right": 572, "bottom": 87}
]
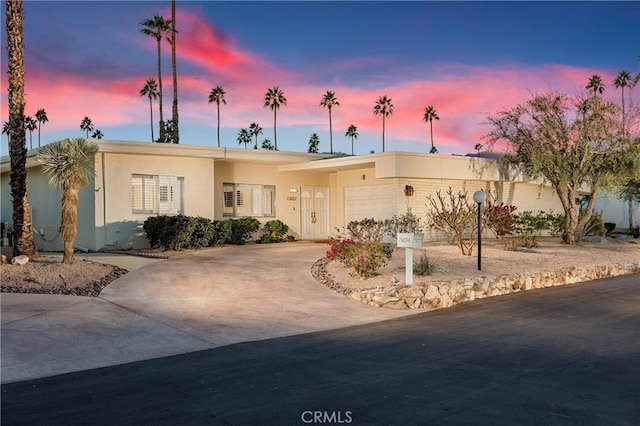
[{"left": 2, "top": 274, "right": 639, "bottom": 425}]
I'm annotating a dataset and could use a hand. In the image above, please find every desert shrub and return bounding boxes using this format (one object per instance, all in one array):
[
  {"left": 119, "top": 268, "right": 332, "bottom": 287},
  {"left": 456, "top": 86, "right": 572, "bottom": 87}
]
[
  {"left": 484, "top": 202, "right": 517, "bottom": 237},
  {"left": 577, "top": 212, "right": 606, "bottom": 241},
  {"left": 211, "top": 220, "right": 232, "bottom": 246},
  {"left": 326, "top": 238, "right": 392, "bottom": 278},
  {"left": 426, "top": 188, "right": 478, "bottom": 255},
  {"left": 504, "top": 234, "right": 538, "bottom": 251},
  {"left": 259, "top": 219, "right": 295, "bottom": 243},
  {"left": 226, "top": 217, "right": 260, "bottom": 245},
  {"left": 413, "top": 251, "right": 439, "bottom": 276},
  {"left": 512, "top": 210, "right": 565, "bottom": 237},
  {"left": 388, "top": 212, "right": 423, "bottom": 239},
  {"left": 346, "top": 218, "right": 392, "bottom": 243},
  {"left": 143, "top": 215, "right": 173, "bottom": 248},
  {"left": 545, "top": 212, "right": 565, "bottom": 236}
]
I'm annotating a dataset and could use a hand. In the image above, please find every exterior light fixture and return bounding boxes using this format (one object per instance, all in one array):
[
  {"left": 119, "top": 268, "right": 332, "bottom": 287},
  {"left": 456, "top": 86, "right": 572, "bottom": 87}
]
[
  {"left": 289, "top": 188, "right": 298, "bottom": 193},
  {"left": 473, "top": 190, "right": 487, "bottom": 271},
  {"left": 404, "top": 185, "right": 414, "bottom": 197}
]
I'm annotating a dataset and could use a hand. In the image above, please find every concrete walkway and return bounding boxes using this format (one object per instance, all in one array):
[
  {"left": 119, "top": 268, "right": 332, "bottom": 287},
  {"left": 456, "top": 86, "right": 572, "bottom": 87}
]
[{"left": 1, "top": 243, "right": 416, "bottom": 384}]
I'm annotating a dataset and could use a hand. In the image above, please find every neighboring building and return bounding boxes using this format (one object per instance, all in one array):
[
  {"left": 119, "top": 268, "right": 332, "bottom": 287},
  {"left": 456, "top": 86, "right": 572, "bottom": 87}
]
[
  {"left": 1, "top": 139, "right": 568, "bottom": 252},
  {"left": 594, "top": 190, "right": 640, "bottom": 231}
]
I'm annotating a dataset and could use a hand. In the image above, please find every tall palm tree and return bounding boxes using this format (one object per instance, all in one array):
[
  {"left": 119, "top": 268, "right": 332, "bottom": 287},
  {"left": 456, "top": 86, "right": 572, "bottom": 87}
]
[
  {"left": 141, "top": 14, "right": 171, "bottom": 143},
  {"left": 91, "top": 129, "right": 104, "bottom": 139},
  {"left": 169, "top": 0, "right": 179, "bottom": 144},
  {"left": 423, "top": 106, "right": 440, "bottom": 154},
  {"left": 586, "top": 74, "right": 604, "bottom": 96},
  {"left": 373, "top": 95, "right": 393, "bottom": 152},
  {"left": 208, "top": 86, "right": 226, "bottom": 147},
  {"left": 264, "top": 86, "right": 287, "bottom": 151},
  {"left": 35, "top": 108, "right": 47, "bottom": 148},
  {"left": 80, "top": 116, "right": 94, "bottom": 138},
  {"left": 345, "top": 124, "right": 358, "bottom": 155},
  {"left": 140, "top": 78, "right": 159, "bottom": 142},
  {"left": 5, "top": 0, "right": 37, "bottom": 257},
  {"left": 249, "top": 122, "right": 263, "bottom": 149},
  {"left": 308, "top": 133, "right": 320, "bottom": 153},
  {"left": 236, "top": 128, "right": 251, "bottom": 149},
  {"left": 24, "top": 116, "right": 36, "bottom": 150},
  {"left": 37, "top": 138, "right": 98, "bottom": 264},
  {"left": 614, "top": 70, "right": 632, "bottom": 134},
  {"left": 320, "top": 91, "right": 340, "bottom": 154}
]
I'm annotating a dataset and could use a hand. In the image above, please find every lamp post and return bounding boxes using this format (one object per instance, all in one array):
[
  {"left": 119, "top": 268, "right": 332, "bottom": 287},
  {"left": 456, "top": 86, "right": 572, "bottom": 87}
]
[{"left": 473, "top": 190, "right": 486, "bottom": 271}]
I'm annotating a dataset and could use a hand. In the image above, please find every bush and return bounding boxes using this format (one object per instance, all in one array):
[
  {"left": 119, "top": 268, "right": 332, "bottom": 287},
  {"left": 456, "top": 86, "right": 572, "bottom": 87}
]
[
  {"left": 512, "top": 210, "right": 565, "bottom": 237},
  {"left": 484, "top": 202, "right": 516, "bottom": 237},
  {"left": 159, "top": 215, "right": 194, "bottom": 251},
  {"left": 413, "top": 251, "right": 439, "bottom": 276},
  {"left": 326, "top": 238, "right": 392, "bottom": 278},
  {"left": 388, "top": 212, "right": 423, "bottom": 239},
  {"left": 143, "top": 215, "right": 173, "bottom": 248},
  {"left": 226, "top": 217, "right": 260, "bottom": 245},
  {"left": 189, "top": 216, "right": 215, "bottom": 249},
  {"left": 211, "top": 220, "right": 231, "bottom": 246},
  {"left": 426, "top": 188, "right": 478, "bottom": 255},
  {"left": 259, "top": 219, "right": 295, "bottom": 244},
  {"left": 346, "top": 218, "right": 392, "bottom": 243}
]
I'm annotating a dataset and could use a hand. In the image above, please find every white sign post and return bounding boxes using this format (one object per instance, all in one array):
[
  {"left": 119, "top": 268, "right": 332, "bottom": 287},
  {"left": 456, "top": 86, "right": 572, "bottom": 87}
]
[{"left": 397, "top": 233, "right": 424, "bottom": 285}]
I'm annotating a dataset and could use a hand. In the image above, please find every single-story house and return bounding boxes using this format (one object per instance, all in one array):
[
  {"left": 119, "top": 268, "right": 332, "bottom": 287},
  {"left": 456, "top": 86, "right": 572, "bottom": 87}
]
[{"left": 1, "top": 139, "right": 577, "bottom": 252}]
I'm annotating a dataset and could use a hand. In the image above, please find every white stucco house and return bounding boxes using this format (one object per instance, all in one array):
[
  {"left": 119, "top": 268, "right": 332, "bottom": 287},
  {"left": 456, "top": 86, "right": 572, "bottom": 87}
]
[{"left": 1, "top": 139, "right": 579, "bottom": 252}]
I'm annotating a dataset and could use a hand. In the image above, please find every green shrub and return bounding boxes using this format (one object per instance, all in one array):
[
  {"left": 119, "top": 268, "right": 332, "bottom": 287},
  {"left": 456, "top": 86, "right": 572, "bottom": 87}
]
[
  {"left": 159, "top": 215, "right": 194, "bottom": 251},
  {"left": 143, "top": 215, "right": 173, "bottom": 248},
  {"left": 347, "top": 218, "right": 392, "bottom": 243},
  {"left": 259, "top": 219, "right": 295, "bottom": 244},
  {"left": 211, "top": 220, "right": 231, "bottom": 246},
  {"left": 189, "top": 216, "right": 215, "bottom": 249},
  {"left": 413, "top": 251, "right": 439, "bottom": 276},
  {"left": 578, "top": 212, "right": 606, "bottom": 241},
  {"left": 226, "top": 217, "right": 260, "bottom": 245}
]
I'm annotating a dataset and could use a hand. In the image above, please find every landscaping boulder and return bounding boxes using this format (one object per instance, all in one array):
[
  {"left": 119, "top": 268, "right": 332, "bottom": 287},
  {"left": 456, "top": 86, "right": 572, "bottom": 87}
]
[{"left": 11, "top": 255, "right": 29, "bottom": 265}]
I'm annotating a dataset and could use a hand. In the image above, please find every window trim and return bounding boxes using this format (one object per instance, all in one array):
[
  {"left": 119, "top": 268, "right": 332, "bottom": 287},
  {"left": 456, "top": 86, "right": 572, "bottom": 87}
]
[{"left": 222, "top": 182, "right": 276, "bottom": 217}]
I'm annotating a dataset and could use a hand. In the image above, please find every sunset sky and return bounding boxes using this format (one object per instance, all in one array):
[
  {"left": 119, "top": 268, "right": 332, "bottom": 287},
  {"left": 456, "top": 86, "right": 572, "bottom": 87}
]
[{"left": 1, "top": 1, "right": 638, "bottom": 156}]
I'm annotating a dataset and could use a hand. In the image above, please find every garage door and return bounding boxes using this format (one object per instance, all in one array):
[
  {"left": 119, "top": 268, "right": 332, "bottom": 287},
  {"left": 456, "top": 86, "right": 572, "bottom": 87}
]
[{"left": 344, "top": 184, "right": 396, "bottom": 224}]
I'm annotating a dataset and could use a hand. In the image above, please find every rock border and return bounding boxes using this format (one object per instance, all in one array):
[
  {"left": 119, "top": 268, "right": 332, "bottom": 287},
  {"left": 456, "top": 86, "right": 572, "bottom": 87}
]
[{"left": 312, "top": 259, "right": 640, "bottom": 310}]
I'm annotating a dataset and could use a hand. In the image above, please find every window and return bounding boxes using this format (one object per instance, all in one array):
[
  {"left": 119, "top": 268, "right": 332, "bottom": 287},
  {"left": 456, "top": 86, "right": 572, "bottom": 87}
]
[
  {"left": 132, "top": 174, "right": 183, "bottom": 214},
  {"left": 223, "top": 183, "right": 275, "bottom": 217}
]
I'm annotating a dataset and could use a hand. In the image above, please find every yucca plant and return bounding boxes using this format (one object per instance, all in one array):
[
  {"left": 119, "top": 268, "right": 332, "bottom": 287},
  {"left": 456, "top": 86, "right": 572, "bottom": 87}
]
[{"left": 37, "top": 138, "right": 98, "bottom": 263}]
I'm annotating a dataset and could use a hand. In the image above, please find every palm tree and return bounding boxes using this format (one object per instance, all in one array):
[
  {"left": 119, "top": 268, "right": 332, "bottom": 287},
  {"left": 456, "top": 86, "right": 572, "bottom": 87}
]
[
  {"left": 80, "top": 116, "right": 94, "bottom": 138},
  {"left": 91, "top": 129, "right": 104, "bottom": 139},
  {"left": 308, "top": 133, "right": 320, "bottom": 153},
  {"left": 37, "top": 138, "right": 98, "bottom": 264},
  {"left": 140, "top": 78, "right": 159, "bottom": 142},
  {"left": 373, "top": 95, "right": 393, "bottom": 152},
  {"left": 261, "top": 138, "right": 274, "bottom": 150},
  {"left": 422, "top": 106, "right": 440, "bottom": 154},
  {"left": 264, "top": 86, "right": 287, "bottom": 151},
  {"left": 141, "top": 14, "right": 171, "bottom": 143},
  {"left": 169, "top": 0, "right": 179, "bottom": 144},
  {"left": 24, "top": 116, "right": 37, "bottom": 150},
  {"left": 249, "top": 122, "right": 263, "bottom": 149},
  {"left": 586, "top": 74, "right": 604, "bottom": 96},
  {"left": 320, "top": 91, "right": 340, "bottom": 154},
  {"left": 35, "top": 108, "right": 48, "bottom": 148},
  {"left": 236, "top": 128, "right": 251, "bottom": 149},
  {"left": 614, "top": 70, "right": 632, "bottom": 134},
  {"left": 208, "top": 86, "right": 226, "bottom": 147},
  {"left": 5, "top": 0, "right": 38, "bottom": 257},
  {"left": 345, "top": 124, "right": 358, "bottom": 155}
]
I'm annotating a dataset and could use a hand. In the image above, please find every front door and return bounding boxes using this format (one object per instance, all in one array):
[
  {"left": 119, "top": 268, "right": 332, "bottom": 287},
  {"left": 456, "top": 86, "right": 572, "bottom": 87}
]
[{"left": 300, "top": 186, "right": 329, "bottom": 240}]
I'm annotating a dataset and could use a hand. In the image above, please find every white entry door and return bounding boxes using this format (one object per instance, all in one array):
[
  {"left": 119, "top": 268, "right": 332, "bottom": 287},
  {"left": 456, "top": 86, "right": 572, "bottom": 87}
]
[{"left": 300, "top": 186, "right": 329, "bottom": 240}]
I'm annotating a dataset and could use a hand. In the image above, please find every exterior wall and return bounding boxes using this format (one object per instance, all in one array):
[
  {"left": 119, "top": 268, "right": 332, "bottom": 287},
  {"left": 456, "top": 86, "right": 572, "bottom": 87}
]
[
  {"left": 0, "top": 166, "right": 96, "bottom": 252},
  {"left": 98, "top": 152, "right": 216, "bottom": 250},
  {"left": 215, "top": 162, "right": 330, "bottom": 237},
  {"left": 594, "top": 191, "right": 640, "bottom": 229}
]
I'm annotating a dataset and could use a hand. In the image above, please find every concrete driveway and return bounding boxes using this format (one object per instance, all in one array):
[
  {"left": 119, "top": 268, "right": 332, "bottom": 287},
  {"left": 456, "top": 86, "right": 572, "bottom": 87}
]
[{"left": 1, "top": 243, "right": 415, "bottom": 384}]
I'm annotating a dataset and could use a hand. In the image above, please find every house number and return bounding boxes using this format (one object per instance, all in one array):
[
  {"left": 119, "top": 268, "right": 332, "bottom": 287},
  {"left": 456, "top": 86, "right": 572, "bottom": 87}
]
[{"left": 287, "top": 196, "right": 297, "bottom": 201}]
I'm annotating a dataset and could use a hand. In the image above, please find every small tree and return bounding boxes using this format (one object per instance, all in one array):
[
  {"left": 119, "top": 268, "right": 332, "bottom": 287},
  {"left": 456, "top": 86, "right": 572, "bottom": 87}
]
[
  {"left": 484, "top": 90, "right": 639, "bottom": 244},
  {"left": 37, "top": 138, "right": 98, "bottom": 264},
  {"left": 426, "top": 188, "right": 479, "bottom": 255},
  {"left": 261, "top": 138, "right": 274, "bottom": 150}
]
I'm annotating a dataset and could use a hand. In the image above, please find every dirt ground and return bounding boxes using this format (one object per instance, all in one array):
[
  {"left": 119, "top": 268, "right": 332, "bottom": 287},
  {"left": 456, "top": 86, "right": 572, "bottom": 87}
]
[{"left": 1, "top": 237, "right": 638, "bottom": 297}]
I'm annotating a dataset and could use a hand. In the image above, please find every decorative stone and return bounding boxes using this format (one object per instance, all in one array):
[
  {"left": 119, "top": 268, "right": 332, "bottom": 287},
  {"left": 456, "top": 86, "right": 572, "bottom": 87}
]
[
  {"left": 424, "top": 285, "right": 439, "bottom": 300},
  {"left": 11, "top": 255, "right": 29, "bottom": 265},
  {"left": 440, "top": 294, "right": 453, "bottom": 308},
  {"left": 350, "top": 293, "right": 363, "bottom": 301},
  {"left": 403, "top": 286, "right": 424, "bottom": 298}
]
